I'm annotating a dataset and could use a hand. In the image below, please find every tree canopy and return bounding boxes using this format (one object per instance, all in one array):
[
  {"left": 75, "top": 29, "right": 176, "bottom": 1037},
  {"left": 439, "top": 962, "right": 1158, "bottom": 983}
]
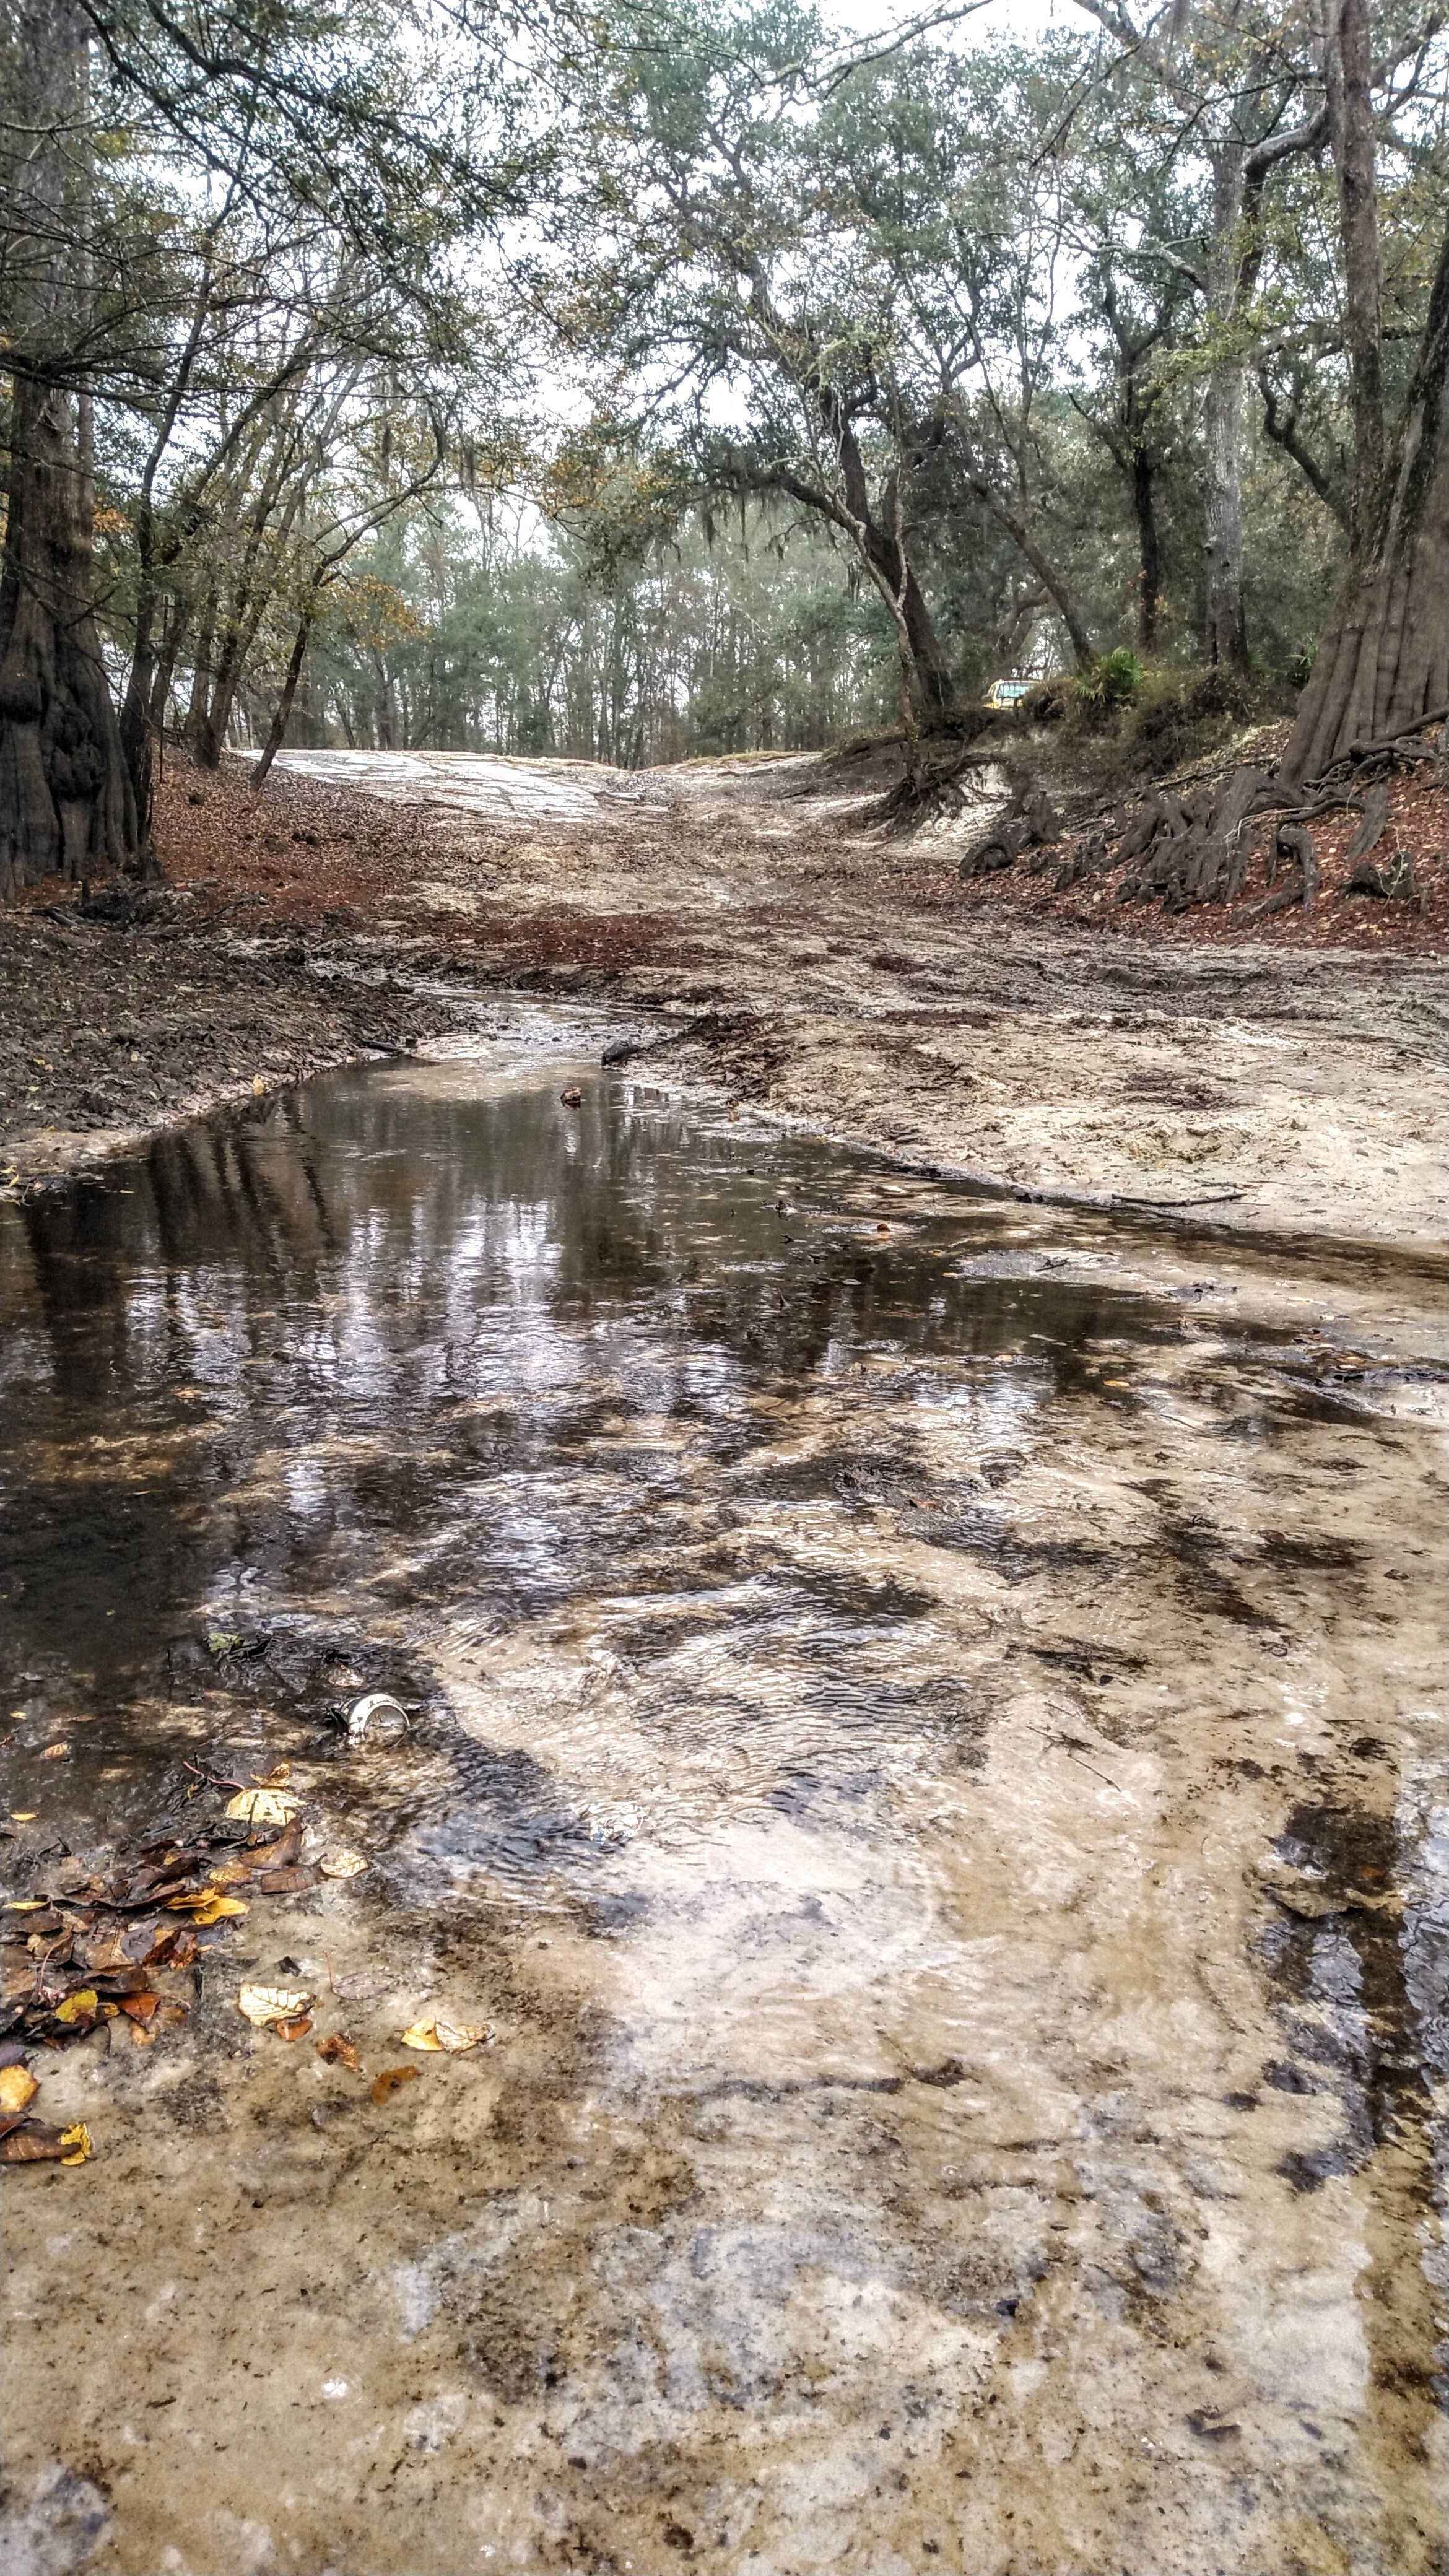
[{"left": 2, "top": 0, "right": 1445, "bottom": 883}]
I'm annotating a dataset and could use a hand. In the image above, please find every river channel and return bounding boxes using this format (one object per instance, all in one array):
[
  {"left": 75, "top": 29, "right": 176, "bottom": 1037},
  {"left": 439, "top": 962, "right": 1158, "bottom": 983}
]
[{"left": 2, "top": 1014, "right": 1445, "bottom": 2576}]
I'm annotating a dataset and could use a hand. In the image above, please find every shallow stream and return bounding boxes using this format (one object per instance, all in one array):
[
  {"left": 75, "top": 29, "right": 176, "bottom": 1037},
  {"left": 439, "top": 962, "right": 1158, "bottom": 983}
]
[{"left": 2, "top": 1022, "right": 1445, "bottom": 2576}]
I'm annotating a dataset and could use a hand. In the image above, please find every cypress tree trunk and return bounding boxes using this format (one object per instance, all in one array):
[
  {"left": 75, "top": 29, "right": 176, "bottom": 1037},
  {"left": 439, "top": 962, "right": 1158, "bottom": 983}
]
[
  {"left": 0, "top": 375, "right": 144, "bottom": 901},
  {"left": 0, "top": 0, "right": 146, "bottom": 897},
  {"left": 1281, "top": 222, "right": 1449, "bottom": 783}
]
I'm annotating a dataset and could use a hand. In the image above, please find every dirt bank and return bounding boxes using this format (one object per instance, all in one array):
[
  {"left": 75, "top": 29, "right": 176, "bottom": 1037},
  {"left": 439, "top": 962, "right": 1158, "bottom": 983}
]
[{"left": 4, "top": 741, "right": 1445, "bottom": 1256}]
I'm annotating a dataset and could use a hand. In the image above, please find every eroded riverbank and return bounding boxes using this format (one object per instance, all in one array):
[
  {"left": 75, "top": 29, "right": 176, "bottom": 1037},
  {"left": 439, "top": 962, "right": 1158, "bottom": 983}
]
[{"left": 2, "top": 1043, "right": 1445, "bottom": 2575}]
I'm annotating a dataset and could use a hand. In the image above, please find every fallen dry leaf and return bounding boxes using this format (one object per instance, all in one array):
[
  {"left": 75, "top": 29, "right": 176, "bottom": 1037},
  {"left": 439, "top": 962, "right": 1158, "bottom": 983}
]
[
  {"left": 401, "top": 2014, "right": 493, "bottom": 2055},
  {"left": 39, "top": 1742, "right": 69, "bottom": 1759},
  {"left": 118, "top": 1993, "right": 159, "bottom": 2021},
  {"left": 317, "top": 1847, "right": 368, "bottom": 1878},
  {"left": 255, "top": 1865, "right": 316, "bottom": 1895},
  {"left": 175, "top": 1893, "right": 249, "bottom": 1927},
  {"left": 0, "top": 2064, "right": 39, "bottom": 2113},
  {"left": 273, "top": 2014, "right": 313, "bottom": 2042},
  {"left": 370, "top": 2065, "right": 420, "bottom": 2104},
  {"left": 3, "top": 1899, "right": 45, "bottom": 1913},
  {"left": 245, "top": 1821, "right": 303, "bottom": 1869},
  {"left": 401, "top": 2019, "right": 445, "bottom": 2052},
  {"left": 316, "top": 2033, "right": 363, "bottom": 2073},
  {"left": 8, "top": 1813, "right": 37, "bottom": 1823},
  {"left": 53, "top": 1989, "right": 98, "bottom": 2025},
  {"left": 0, "top": 2120, "right": 92, "bottom": 2166},
  {"left": 237, "top": 1982, "right": 315, "bottom": 2028},
  {"left": 224, "top": 1786, "right": 300, "bottom": 1827}
]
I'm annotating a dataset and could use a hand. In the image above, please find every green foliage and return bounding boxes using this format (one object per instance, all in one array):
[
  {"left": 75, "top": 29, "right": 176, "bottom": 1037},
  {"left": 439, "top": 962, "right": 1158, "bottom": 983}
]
[
  {"left": 1076, "top": 648, "right": 1144, "bottom": 709},
  {"left": 7, "top": 0, "right": 1443, "bottom": 783},
  {"left": 266, "top": 497, "right": 902, "bottom": 762},
  {"left": 1121, "top": 664, "right": 1266, "bottom": 768}
]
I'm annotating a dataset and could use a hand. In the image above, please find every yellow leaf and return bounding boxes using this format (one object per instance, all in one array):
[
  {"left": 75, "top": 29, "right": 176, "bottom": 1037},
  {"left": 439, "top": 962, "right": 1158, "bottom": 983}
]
[
  {"left": 224, "top": 1788, "right": 299, "bottom": 1827},
  {"left": 54, "top": 1990, "right": 98, "bottom": 2024},
  {"left": 188, "top": 1894, "right": 249, "bottom": 1926},
  {"left": 3, "top": 1899, "right": 45, "bottom": 1912},
  {"left": 59, "top": 2124, "right": 92, "bottom": 2165},
  {"left": 402, "top": 2014, "right": 492, "bottom": 2054},
  {"left": 401, "top": 2019, "right": 444, "bottom": 2051},
  {"left": 7, "top": 1815, "right": 37, "bottom": 1824},
  {"left": 0, "top": 2065, "right": 38, "bottom": 2113}
]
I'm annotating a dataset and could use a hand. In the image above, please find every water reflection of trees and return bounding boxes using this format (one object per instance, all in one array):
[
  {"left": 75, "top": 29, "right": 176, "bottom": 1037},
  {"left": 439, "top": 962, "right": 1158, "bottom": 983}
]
[{"left": 2, "top": 1071, "right": 1169, "bottom": 1700}]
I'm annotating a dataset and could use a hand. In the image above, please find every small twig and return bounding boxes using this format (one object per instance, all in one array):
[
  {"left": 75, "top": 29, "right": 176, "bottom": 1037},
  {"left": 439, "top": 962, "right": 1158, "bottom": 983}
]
[
  {"left": 1110, "top": 1190, "right": 1247, "bottom": 1209},
  {"left": 180, "top": 1756, "right": 251, "bottom": 1792},
  {"left": 33, "top": 1937, "right": 71, "bottom": 2004},
  {"left": 1022, "top": 1721, "right": 1121, "bottom": 1792}
]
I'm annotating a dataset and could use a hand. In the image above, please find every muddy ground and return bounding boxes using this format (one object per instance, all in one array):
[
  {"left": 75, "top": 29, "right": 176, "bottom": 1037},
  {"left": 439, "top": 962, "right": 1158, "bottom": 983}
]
[
  {"left": 2, "top": 1048, "right": 1447, "bottom": 2576},
  {"left": 2, "top": 734, "right": 1445, "bottom": 1255},
  {"left": 2, "top": 741, "right": 1447, "bottom": 2576}
]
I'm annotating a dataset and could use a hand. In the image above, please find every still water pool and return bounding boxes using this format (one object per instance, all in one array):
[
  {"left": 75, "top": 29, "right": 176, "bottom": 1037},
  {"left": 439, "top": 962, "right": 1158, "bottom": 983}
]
[{"left": 2, "top": 1034, "right": 1444, "bottom": 2575}]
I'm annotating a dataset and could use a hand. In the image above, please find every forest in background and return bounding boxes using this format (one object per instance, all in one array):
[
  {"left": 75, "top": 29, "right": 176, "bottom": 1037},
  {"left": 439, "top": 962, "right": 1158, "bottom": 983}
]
[{"left": 1, "top": 0, "right": 1446, "bottom": 884}]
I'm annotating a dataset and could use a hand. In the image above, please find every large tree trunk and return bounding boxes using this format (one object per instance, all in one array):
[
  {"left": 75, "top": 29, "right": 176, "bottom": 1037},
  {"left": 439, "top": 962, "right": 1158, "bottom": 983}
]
[
  {"left": 0, "top": 376, "right": 144, "bottom": 900},
  {"left": 1281, "top": 222, "right": 1449, "bottom": 782},
  {"left": 1132, "top": 442, "right": 1162, "bottom": 653},
  {"left": 118, "top": 494, "right": 160, "bottom": 848},
  {"left": 250, "top": 595, "right": 317, "bottom": 790},
  {"left": 0, "top": 0, "right": 146, "bottom": 896},
  {"left": 1201, "top": 146, "right": 1250, "bottom": 671},
  {"left": 1327, "top": 0, "right": 1383, "bottom": 547},
  {"left": 866, "top": 536, "right": 955, "bottom": 723}
]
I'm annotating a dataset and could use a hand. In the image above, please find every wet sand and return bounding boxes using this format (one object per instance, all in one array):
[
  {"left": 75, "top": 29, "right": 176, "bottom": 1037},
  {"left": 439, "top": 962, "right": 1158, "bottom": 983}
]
[
  {"left": 4, "top": 746, "right": 1445, "bottom": 1261},
  {"left": 2, "top": 1045, "right": 1445, "bottom": 2574}
]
